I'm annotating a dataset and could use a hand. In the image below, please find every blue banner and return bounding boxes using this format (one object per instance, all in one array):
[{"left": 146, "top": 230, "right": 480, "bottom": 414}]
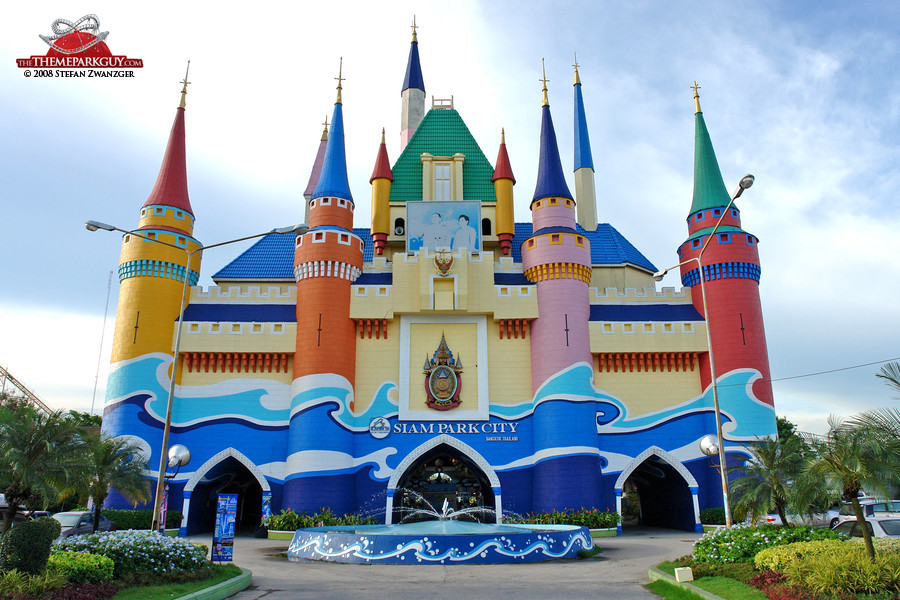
[{"left": 212, "top": 493, "right": 237, "bottom": 562}]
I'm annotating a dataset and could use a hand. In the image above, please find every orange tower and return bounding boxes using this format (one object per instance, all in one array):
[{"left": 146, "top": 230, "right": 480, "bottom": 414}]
[{"left": 287, "top": 66, "right": 364, "bottom": 513}]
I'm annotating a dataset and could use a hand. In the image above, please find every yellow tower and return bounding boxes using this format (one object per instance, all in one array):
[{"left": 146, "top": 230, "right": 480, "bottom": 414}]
[
  {"left": 109, "top": 70, "right": 202, "bottom": 367},
  {"left": 492, "top": 128, "right": 516, "bottom": 255},
  {"left": 370, "top": 128, "right": 393, "bottom": 255}
]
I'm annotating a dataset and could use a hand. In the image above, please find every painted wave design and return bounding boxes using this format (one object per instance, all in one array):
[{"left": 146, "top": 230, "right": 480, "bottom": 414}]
[
  {"left": 287, "top": 530, "right": 593, "bottom": 563},
  {"left": 596, "top": 368, "right": 776, "bottom": 440},
  {"left": 105, "top": 354, "right": 291, "bottom": 427}
]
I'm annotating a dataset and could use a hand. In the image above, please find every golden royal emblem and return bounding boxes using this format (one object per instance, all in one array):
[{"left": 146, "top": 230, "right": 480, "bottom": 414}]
[
  {"left": 423, "top": 334, "right": 463, "bottom": 410},
  {"left": 434, "top": 250, "right": 453, "bottom": 277}
]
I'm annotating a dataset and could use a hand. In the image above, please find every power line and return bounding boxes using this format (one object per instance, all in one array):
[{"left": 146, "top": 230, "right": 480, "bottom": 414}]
[
  {"left": 771, "top": 357, "right": 900, "bottom": 383},
  {"left": 717, "top": 356, "right": 900, "bottom": 388}
]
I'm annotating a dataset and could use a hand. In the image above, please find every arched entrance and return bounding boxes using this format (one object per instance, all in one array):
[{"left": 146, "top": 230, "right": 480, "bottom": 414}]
[
  {"left": 388, "top": 435, "right": 501, "bottom": 524},
  {"left": 182, "top": 449, "right": 270, "bottom": 536},
  {"left": 614, "top": 447, "right": 701, "bottom": 532}
]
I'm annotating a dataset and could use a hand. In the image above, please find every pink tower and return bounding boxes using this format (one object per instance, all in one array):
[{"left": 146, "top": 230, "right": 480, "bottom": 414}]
[
  {"left": 678, "top": 88, "right": 774, "bottom": 407},
  {"left": 522, "top": 71, "right": 592, "bottom": 394},
  {"left": 522, "top": 67, "right": 599, "bottom": 512}
]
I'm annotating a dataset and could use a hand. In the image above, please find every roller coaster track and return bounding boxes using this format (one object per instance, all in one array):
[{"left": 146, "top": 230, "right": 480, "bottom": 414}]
[{"left": 0, "top": 365, "right": 52, "bottom": 413}]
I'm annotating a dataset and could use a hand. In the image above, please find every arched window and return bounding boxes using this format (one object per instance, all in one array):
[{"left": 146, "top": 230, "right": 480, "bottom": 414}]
[
  {"left": 481, "top": 218, "right": 491, "bottom": 236},
  {"left": 394, "top": 218, "right": 406, "bottom": 236}
]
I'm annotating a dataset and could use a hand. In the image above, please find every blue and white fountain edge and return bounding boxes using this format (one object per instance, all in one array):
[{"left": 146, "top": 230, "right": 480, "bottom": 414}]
[{"left": 286, "top": 522, "right": 594, "bottom": 564}]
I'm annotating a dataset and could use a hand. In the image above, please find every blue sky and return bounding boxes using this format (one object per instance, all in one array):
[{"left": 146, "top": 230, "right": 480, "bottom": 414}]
[{"left": 1, "top": 1, "right": 898, "bottom": 433}]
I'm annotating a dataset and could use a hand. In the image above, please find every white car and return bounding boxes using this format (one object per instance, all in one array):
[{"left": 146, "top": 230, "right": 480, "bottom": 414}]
[
  {"left": 832, "top": 516, "right": 900, "bottom": 538},
  {"left": 831, "top": 500, "right": 900, "bottom": 528}
]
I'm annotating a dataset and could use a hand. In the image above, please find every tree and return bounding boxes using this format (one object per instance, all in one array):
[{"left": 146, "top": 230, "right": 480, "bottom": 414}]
[
  {"left": 67, "top": 410, "right": 102, "bottom": 428},
  {"left": 730, "top": 435, "right": 805, "bottom": 526},
  {"left": 876, "top": 361, "right": 900, "bottom": 396},
  {"left": 0, "top": 405, "right": 82, "bottom": 537},
  {"left": 800, "top": 416, "right": 900, "bottom": 561},
  {"left": 73, "top": 433, "right": 150, "bottom": 532}
]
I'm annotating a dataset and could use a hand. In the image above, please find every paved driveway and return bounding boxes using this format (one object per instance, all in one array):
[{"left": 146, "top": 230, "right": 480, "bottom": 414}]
[{"left": 196, "top": 527, "right": 700, "bottom": 600}]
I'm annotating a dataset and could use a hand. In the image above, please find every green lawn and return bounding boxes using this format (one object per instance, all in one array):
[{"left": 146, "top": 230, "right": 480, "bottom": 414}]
[
  {"left": 113, "top": 564, "right": 243, "bottom": 600},
  {"left": 691, "top": 576, "right": 767, "bottom": 600},
  {"left": 648, "top": 579, "right": 707, "bottom": 600}
]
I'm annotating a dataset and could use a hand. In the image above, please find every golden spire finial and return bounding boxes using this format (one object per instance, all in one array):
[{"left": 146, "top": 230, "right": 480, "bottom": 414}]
[
  {"left": 335, "top": 57, "right": 345, "bottom": 104},
  {"left": 321, "top": 115, "right": 329, "bottom": 141},
  {"left": 540, "top": 58, "right": 549, "bottom": 106},
  {"left": 501, "top": 127, "right": 506, "bottom": 145},
  {"left": 178, "top": 60, "right": 191, "bottom": 109},
  {"left": 411, "top": 15, "right": 418, "bottom": 42},
  {"left": 381, "top": 127, "right": 386, "bottom": 144},
  {"left": 691, "top": 80, "right": 701, "bottom": 114},
  {"left": 573, "top": 52, "right": 581, "bottom": 85}
]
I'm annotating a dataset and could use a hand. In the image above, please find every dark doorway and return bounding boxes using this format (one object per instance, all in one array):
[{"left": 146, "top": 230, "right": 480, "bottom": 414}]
[
  {"left": 622, "top": 456, "right": 694, "bottom": 531},
  {"left": 186, "top": 457, "right": 263, "bottom": 535},
  {"left": 395, "top": 446, "right": 494, "bottom": 523}
]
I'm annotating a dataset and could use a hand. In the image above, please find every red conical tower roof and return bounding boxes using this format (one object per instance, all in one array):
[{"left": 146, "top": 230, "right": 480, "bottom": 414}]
[
  {"left": 369, "top": 128, "right": 393, "bottom": 183},
  {"left": 492, "top": 128, "right": 516, "bottom": 184},
  {"left": 142, "top": 106, "right": 193, "bottom": 215}
]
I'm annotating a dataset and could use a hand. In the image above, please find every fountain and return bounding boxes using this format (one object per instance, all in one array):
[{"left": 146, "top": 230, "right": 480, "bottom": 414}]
[{"left": 286, "top": 498, "right": 594, "bottom": 564}]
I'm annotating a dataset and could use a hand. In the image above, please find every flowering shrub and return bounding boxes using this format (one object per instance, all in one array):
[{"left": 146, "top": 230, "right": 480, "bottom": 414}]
[
  {"left": 692, "top": 524, "right": 841, "bottom": 563},
  {"left": 506, "top": 508, "right": 620, "bottom": 529},
  {"left": 53, "top": 531, "right": 207, "bottom": 577}
]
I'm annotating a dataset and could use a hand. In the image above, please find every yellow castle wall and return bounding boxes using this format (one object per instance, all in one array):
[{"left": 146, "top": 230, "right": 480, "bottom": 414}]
[{"left": 594, "top": 367, "right": 701, "bottom": 417}]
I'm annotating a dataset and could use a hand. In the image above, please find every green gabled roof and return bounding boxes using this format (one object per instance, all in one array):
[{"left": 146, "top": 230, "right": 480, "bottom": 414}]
[
  {"left": 689, "top": 111, "right": 731, "bottom": 215},
  {"left": 389, "top": 109, "right": 497, "bottom": 203}
]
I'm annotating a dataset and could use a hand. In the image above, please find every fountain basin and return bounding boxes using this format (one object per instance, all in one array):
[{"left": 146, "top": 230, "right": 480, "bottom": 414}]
[{"left": 286, "top": 521, "right": 593, "bottom": 564}]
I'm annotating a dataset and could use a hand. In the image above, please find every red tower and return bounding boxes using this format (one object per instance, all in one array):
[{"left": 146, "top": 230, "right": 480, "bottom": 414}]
[{"left": 678, "top": 89, "right": 773, "bottom": 406}]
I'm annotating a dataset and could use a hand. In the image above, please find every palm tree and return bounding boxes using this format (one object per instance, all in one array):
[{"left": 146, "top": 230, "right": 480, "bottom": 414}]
[
  {"left": 800, "top": 415, "right": 900, "bottom": 560},
  {"left": 74, "top": 433, "right": 150, "bottom": 532},
  {"left": 0, "top": 405, "right": 82, "bottom": 537},
  {"left": 730, "top": 435, "right": 805, "bottom": 526},
  {"left": 876, "top": 361, "right": 900, "bottom": 396}
]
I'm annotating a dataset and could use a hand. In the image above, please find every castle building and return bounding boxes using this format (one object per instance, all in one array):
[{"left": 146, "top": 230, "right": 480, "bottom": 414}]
[{"left": 101, "top": 31, "right": 776, "bottom": 535}]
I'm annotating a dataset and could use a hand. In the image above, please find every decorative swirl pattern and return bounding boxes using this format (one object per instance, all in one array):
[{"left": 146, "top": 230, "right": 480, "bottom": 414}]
[{"left": 39, "top": 14, "right": 109, "bottom": 55}]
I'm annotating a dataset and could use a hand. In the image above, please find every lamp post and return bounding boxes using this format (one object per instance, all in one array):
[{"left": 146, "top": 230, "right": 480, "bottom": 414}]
[
  {"left": 86, "top": 220, "right": 309, "bottom": 532},
  {"left": 652, "top": 174, "right": 754, "bottom": 528}
]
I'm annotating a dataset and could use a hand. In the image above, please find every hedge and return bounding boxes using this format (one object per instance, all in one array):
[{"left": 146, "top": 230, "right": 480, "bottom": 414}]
[
  {"left": 101, "top": 508, "right": 183, "bottom": 530},
  {"left": 48, "top": 551, "right": 114, "bottom": 583}
]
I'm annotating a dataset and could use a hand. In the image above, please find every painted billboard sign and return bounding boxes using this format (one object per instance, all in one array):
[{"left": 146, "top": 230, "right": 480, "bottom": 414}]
[{"left": 407, "top": 201, "right": 481, "bottom": 253}]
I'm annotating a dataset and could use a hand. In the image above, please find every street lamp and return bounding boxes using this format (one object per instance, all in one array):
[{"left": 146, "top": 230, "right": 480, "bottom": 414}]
[
  {"left": 653, "top": 174, "right": 754, "bottom": 527},
  {"left": 86, "top": 220, "right": 309, "bottom": 532}
]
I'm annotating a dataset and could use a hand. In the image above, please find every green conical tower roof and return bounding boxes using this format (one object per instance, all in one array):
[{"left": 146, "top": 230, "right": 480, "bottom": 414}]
[{"left": 689, "top": 89, "right": 731, "bottom": 216}]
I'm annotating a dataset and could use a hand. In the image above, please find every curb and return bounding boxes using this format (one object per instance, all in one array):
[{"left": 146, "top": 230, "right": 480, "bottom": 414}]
[
  {"left": 647, "top": 566, "right": 727, "bottom": 600},
  {"left": 178, "top": 567, "right": 252, "bottom": 600}
]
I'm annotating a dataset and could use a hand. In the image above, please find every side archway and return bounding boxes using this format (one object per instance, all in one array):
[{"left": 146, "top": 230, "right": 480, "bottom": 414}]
[
  {"left": 181, "top": 448, "right": 271, "bottom": 535},
  {"left": 614, "top": 446, "right": 701, "bottom": 533}
]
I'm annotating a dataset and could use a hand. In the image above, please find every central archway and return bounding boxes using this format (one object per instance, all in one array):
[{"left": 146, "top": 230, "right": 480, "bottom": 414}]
[{"left": 387, "top": 435, "right": 501, "bottom": 524}]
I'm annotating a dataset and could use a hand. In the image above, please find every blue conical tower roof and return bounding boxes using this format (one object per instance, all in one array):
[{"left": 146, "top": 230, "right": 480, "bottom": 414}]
[
  {"left": 532, "top": 103, "right": 573, "bottom": 204},
  {"left": 401, "top": 36, "right": 425, "bottom": 93},
  {"left": 313, "top": 101, "right": 353, "bottom": 202},
  {"left": 689, "top": 98, "right": 730, "bottom": 215},
  {"left": 573, "top": 74, "right": 594, "bottom": 171}
]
